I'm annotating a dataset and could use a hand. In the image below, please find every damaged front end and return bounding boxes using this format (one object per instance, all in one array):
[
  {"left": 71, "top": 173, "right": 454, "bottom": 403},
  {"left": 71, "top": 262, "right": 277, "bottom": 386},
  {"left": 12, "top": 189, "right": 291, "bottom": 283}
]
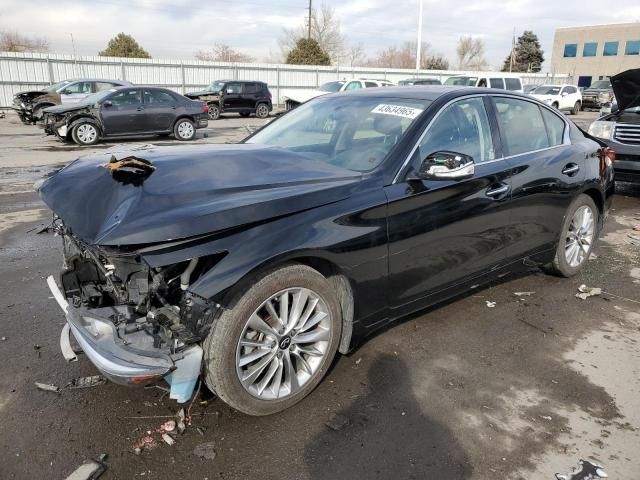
[{"left": 47, "top": 221, "right": 223, "bottom": 403}]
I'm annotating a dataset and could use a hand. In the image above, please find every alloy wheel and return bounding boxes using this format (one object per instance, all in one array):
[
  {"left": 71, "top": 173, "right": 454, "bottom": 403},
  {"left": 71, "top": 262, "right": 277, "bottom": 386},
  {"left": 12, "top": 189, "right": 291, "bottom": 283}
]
[
  {"left": 208, "top": 106, "right": 219, "bottom": 120},
  {"left": 76, "top": 124, "right": 97, "bottom": 144},
  {"left": 256, "top": 104, "right": 268, "bottom": 118},
  {"left": 235, "top": 287, "right": 331, "bottom": 400},
  {"left": 565, "top": 205, "right": 595, "bottom": 267},
  {"left": 177, "top": 121, "right": 194, "bottom": 139}
]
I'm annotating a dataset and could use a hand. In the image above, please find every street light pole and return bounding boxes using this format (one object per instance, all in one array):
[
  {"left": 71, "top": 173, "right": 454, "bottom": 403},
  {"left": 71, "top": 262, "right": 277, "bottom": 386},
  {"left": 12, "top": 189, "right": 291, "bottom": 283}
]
[{"left": 416, "top": 0, "right": 423, "bottom": 71}]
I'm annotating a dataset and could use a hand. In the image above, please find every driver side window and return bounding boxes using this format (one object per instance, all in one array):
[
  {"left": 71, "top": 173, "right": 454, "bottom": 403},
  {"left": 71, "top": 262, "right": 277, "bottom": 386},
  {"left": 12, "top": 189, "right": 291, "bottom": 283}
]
[
  {"left": 418, "top": 97, "right": 495, "bottom": 165},
  {"left": 345, "top": 81, "right": 362, "bottom": 90},
  {"left": 109, "top": 89, "right": 142, "bottom": 107}
]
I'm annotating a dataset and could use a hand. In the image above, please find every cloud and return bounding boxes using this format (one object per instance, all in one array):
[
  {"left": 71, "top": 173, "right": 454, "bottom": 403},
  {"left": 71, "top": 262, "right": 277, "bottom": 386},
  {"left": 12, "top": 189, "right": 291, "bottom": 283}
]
[{"left": 0, "top": 0, "right": 638, "bottom": 69}]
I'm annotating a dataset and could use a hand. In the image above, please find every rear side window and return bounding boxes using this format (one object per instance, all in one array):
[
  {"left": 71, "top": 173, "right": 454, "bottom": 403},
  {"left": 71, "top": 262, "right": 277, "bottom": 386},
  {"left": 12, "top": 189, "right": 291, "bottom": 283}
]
[
  {"left": 365, "top": 81, "right": 378, "bottom": 88},
  {"left": 109, "top": 89, "right": 142, "bottom": 107},
  {"left": 144, "top": 89, "right": 176, "bottom": 104},
  {"left": 225, "top": 83, "right": 242, "bottom": 94},
  {"left": 345, "top": 81, "right": 362, "bottom": 90},
  {"left": 242, "top": 83, "right": 259, "bottom": 94},
  {"left": 493, "top": 97, "right": 549, "bottom": 155},
  {"left": 504, "top": 78, "right": 522, "bottom": 91},
  {"left": 95, "top": 82, "right": 119, "bottom": 92},
  {"left": 565, "top": 86, "right": 577, "bottom": 94},
  {"left": 541, "top": 108, "right": 565, "bottom": 146},
  {"left": 64, "top": 81, "right": 92, "bottom": 94},
  {"left": 489, "top": 78, "right": 505, "bottom": 89}
]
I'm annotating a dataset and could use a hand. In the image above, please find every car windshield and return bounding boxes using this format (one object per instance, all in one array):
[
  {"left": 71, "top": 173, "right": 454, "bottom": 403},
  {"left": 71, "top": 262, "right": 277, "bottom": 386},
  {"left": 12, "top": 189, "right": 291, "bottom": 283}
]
[
  {"left": 247, "top": 96, "right": 431, "bottom": 172},
  {"left": 79, "top": 89, "right": 118, "bottom": 105},
  {"left": 47, "top": 80, "right": 71, "bottom": 92},
  {"left": 207, "top": 81, "right": 226, "bottom": 93},
  {"left": 444, "top": 76, "right": 478, "bottom": 86},
  {"left": 318, "top": 81, "right": 345, "bottom": 93},
  {"left": 589, "top": 80, "right": 611, "bottom": 89},
  {"left": 533, "top": 86, "right": 561, "bottom": 95}
]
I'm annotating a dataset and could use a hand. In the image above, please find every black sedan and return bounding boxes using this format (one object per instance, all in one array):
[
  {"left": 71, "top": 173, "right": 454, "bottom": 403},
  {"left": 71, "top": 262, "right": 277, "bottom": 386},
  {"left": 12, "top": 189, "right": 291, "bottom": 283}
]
[
  {"left": 42, "top": 86, "right": 209, "bottom": 145},
  {"left": 40, "top": 87, "right": 615, "bottom": 415}
]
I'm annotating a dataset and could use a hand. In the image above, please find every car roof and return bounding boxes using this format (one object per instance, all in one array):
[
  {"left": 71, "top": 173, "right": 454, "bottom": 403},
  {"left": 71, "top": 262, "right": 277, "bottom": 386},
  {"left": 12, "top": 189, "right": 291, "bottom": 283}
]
[
  {"left": 331, "top": 86, "right": 535, "bottom": 102},
  {"left": 65, "top": 79, "right": 131, "bottom": 83}
]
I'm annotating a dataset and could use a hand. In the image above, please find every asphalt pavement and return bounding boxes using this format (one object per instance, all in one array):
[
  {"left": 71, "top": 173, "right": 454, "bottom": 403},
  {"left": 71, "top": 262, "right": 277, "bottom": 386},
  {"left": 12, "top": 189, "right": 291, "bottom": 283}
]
[{"left": 0, "top": 110, "right": 639, "bottom": 480}]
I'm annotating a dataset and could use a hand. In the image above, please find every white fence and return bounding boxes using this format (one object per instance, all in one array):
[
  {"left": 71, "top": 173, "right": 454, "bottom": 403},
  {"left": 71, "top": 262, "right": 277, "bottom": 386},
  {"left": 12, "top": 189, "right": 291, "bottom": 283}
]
[{"left": 0, "top": 52, "right": 572, "bottom": 107}]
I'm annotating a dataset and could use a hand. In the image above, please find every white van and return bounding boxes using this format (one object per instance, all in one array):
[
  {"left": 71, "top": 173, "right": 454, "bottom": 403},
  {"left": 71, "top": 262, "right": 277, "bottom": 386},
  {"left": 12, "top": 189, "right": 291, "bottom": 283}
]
[{"left": 444, "top": 75, "right": 523, "bottom": 93}]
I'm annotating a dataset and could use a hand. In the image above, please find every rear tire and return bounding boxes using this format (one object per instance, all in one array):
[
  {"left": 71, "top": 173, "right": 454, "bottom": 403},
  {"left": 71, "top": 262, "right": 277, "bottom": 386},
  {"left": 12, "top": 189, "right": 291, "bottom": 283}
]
[
  {"left": 173, "top": 118, "right": 196, "bottom": 141},
  {"left": 571, "top": 101, "right": 581, "bottom": 115},
  {"left": 203, "top": 263, "right": 342, "bottom": 416},
  {"left": 255, "top": 103, "right": 269, "bottom": 119},
  {"left": 544, "top": 194, "right": 598, "bottom": 277},
  {"left": 71, "top": 121, "right": 100, "bottom": 146}
]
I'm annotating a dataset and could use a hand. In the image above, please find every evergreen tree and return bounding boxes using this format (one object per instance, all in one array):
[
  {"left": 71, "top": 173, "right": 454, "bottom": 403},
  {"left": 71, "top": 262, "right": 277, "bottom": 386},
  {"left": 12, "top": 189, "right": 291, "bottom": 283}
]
[
  {"left": 286, "top": 38, "right": 331, "bottom": 66},
  {"left": 99, "top": 33, "right": 151, "bottom": 58},
  {"left": 502, "top": 31, "right": 544, "bottom": 72}
]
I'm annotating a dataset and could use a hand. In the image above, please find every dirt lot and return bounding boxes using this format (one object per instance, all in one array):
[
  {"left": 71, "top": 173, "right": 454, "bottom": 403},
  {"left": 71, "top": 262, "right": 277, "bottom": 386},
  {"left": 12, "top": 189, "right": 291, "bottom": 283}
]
[{"left": 0, "top": 110, "right": 639, "bottom": 480}]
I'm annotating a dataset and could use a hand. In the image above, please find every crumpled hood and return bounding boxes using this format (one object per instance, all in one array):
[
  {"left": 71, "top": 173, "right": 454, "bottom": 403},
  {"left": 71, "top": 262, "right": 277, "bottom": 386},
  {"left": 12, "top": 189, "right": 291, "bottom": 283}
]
[
  {"left": 14, "top": 90, "right": 48, "bottom": 101},
  {"left": 185, "top": 90, "right": 218, "bottom": 98},
  {"left": 611, "top": 68, "right": 640, "bottom": 111},
  {"left": 39, "top": 144, "right": 362, "bottom": 246},
  {"left": 43, "top": 103, "right": 91, "bottom": 115}
]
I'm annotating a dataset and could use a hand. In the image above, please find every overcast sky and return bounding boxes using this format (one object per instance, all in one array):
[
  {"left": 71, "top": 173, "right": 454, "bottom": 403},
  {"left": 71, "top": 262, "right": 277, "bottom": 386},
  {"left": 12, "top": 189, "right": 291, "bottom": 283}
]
[{"left": 1, "top": 0, "right": 639, "bottom": 69}]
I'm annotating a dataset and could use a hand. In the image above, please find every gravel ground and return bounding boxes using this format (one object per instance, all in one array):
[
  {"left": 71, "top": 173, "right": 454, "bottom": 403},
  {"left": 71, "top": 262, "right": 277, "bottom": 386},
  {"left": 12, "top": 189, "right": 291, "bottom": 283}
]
[{"left": 0, "top": 110, "right": 639, "bottom": 480}]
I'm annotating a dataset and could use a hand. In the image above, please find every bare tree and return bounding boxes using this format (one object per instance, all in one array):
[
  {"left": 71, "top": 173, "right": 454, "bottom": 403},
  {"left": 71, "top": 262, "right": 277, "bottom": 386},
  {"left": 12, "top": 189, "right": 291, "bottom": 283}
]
[
  {"left": 367, "top": 42, "right": 448, "bottom": 70},
  {"left": 195, "top": 43, "right": 254, "bottom": 63},
  {"left": 346, "top": 43, "right": 366, "bottom": 67},
  {"left": 280, "top": 4, "right": 345, "bottom": 64},
  {"left": 0, "top": 31, "right": 49, "bottom": 53},
  {"left": 456, "top": 36, "right": 488, "bottom": 70}
]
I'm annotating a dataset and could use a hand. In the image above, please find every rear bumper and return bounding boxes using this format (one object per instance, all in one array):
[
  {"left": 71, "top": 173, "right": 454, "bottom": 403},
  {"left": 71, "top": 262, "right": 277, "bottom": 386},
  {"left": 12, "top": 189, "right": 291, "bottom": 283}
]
[{"left": 47, "top": 276, "right": 202, "bottom": 402}]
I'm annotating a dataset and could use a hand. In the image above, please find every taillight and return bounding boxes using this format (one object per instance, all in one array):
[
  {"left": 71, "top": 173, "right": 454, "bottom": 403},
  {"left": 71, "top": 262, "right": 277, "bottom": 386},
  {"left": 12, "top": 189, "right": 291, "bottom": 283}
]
[{"left": 201, "top": 105, "right": 209, "bottom": 112}]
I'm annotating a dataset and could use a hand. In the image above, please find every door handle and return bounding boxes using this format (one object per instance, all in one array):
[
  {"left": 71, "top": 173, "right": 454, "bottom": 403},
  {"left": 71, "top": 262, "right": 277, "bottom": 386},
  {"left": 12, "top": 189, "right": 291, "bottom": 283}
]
[
  {"left": 562, "top": 164, "right": 580, "bottom": 176},
  {"left": 136, "top": 106, "right": 144, "bottom": 111},
  {"left": 485, "top": 184, "right": 510, "bottom": 198}
]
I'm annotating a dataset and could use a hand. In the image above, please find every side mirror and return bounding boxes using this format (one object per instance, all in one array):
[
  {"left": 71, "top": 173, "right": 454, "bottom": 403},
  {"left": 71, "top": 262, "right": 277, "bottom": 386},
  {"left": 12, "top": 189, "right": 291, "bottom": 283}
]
[
  {"left": 416, "top": 151, "right": 475, "bottom": 181},
  {"left": 102, "top": 100, "right": 112, "bottom": 107},
  {"left": 61, "top": 88, "right": 72, "bottom": 95}
]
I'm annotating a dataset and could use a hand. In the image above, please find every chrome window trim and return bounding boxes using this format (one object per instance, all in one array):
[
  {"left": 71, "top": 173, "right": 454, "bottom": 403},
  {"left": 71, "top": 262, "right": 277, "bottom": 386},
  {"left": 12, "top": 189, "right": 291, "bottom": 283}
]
[{"left": 392, "top": 93, "right": 572, "bottom": 184}]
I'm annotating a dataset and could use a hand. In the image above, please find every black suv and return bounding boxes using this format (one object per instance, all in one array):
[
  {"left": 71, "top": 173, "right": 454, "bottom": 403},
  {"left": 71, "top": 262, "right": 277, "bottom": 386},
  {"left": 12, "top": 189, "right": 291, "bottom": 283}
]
[{"left": 185, "top": 80, "right": 272, "bottom": 120}]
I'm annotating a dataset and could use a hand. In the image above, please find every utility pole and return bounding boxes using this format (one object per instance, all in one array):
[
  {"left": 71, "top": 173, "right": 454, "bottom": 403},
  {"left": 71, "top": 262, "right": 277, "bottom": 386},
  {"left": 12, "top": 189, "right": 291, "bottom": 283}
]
[
  {"left": 307, "top": 0, "right": 312, "bottom": 40},
  {"left": 415, "top": 0, "right": 423, "bottom": 71}
]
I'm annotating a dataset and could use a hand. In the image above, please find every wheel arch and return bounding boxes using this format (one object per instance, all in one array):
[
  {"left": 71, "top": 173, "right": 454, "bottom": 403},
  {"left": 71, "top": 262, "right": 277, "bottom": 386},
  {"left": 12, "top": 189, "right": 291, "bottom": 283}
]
[
  {"left": 172, "top": 115, "right": 196, "bottom": 129},
  {"left": 69, "top": 115, "right": 103, "bottom": 137},
  {"left": 204, "top": 253, "right": 356, "bottom": 355},
  {"left": 581, "top": 187, "right": 604, "bottom": 215}
]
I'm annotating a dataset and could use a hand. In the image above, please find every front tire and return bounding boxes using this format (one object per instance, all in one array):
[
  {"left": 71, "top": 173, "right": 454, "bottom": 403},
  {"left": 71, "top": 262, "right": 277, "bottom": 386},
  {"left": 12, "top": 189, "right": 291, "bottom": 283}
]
[
  {"left": 173, "top": 118, "right": 196, "bottom": 141},
  {"left": 71, "top": 121, "right": 100, "bottom": 145},
  {"left": 545, "top": 194, "right": 598, "bottom": 277},
  {"left": 203, "top": 264, "right": 342, "bottom": 416},
  {"left": 207, "top": 103, "right": 220, "bottom": 120}
]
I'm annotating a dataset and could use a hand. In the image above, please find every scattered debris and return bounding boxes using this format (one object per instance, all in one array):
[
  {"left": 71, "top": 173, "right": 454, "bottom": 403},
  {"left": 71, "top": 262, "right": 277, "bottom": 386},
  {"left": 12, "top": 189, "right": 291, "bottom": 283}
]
[
  {"left": 159, "top": 420, "right": 176, "bottom": 433},
  {"left": 355, "top": 357, "right": 362, "bottom": 365},
  {"left": 576, "top": 284, "right": 602, "bottom": 300},
  {"left": 540, "top": 415, "right": 553, "bottom": 421},
  {"left": 193, "top": 442, "right": 217, "bottom": 461},
  {"left": 326, "top": 414, "right": 349, "bottom": 431},
  {"left": 634, "top": 225, "right": 640, "bottom": 232},
  {"left": 589, "top": 253, "right": 598, "bottom": 260},
  {"left": 1, "top": 336, "right": 6, "bottom": 341},
  {"left": 66, "top": 375, "right": 107, "bottom": 390},
  {"left": 196, "top": 426, "right": 206, "bottom": 436},
  {"left": 514, "top": 292, "right": 535, "bottom": 297},
  {"left": 132, "top": 435, "right": 158, "bottom": 454},
  {"left": 35, "top": 382, "right": 60, "bottom": 393},
  {"left": 176, "top": 408, "right": 188, "bottom": 433},
  {"left": 64, "top": 456, "right": 107, "bottom": 480},
  {"left": 485, "top": 301, "right": 496, "bottom": 308},
  {"left": 555, "top": 459, "right": 608, "bottom": 479},
  {"left": 161, "top": 433, "right": 176, "bottom": 446}
]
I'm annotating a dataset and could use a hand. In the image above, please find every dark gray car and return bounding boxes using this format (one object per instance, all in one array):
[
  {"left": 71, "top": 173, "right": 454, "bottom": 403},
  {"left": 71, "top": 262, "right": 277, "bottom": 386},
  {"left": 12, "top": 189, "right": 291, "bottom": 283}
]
[{"left": 42, "top": 86, "right": 209, "bottom": 145}]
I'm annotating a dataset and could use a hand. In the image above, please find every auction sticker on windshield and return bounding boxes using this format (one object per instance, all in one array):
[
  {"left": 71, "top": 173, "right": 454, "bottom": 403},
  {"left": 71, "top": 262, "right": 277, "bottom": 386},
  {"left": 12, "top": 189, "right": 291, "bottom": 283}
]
[{"left": 371, "top": 104, "right": 423, "bottom": 119}]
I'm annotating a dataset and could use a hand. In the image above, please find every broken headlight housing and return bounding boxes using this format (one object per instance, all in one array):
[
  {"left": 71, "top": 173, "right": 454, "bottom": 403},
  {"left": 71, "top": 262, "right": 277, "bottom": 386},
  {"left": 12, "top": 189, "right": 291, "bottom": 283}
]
[{"left": 588, "top": 121, "right": 613, "bottom": 140}]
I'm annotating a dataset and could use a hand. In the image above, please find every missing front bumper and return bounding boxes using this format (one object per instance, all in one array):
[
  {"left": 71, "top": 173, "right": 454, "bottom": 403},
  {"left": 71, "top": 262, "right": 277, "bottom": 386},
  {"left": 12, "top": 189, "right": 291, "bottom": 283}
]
[{"left": 47, "top": 276, "right": 203, "bottom": 402}]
